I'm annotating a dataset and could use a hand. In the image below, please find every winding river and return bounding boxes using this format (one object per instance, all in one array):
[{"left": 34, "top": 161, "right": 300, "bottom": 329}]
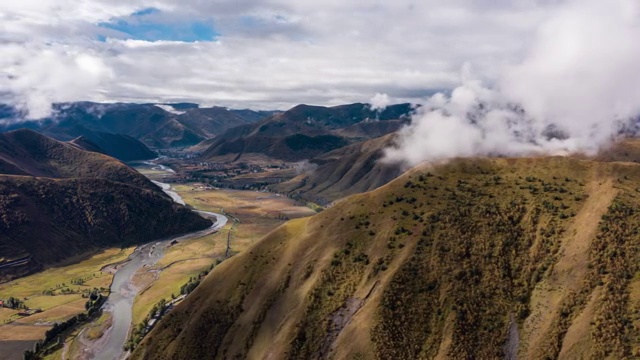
[{"left": 85, "top": 175, "right": 227, "bottom": 360}]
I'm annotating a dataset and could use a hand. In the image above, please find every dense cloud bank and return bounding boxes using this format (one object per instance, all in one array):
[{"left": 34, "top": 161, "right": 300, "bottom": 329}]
[{"left": 386, "top": 0, "right": 640, "bottom": 166}]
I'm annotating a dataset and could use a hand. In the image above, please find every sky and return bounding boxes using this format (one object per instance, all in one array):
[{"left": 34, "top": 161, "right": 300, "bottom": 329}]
[
  {"left": 385, "top": 0, "right": 640, "bottom": 166},
  {"left": 1, "top": 0, "right": 561, "bottom": 119}
]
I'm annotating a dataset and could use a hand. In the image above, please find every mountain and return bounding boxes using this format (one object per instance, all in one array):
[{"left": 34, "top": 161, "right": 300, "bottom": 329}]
[
  {"left": 175, "top": 106, "right": 279, "bottom": 139},
  {"left": 133, "top": 155, "right": 640, "bottom": 360},
  {"left": 63, "top": 131, "right": 157, "bottom": 162},
  {"left": 80, "top": 131, "right": 156, "bottom": 161},
  {"left": 270, "top": 134, "right": 403, "bottom": 204},
  {"left": 201, "top": 103, "right": 413, "bottom": 162},
  {"left": 0, "top": 102, "right": 271, "bottom": 150},
  {"left": 0, "top": 129, "right": 153, "bottom": 187},
  {"left": 0, "top": 129, "right": 212, "bottom": 281},
  {"left": 68, "top": 136, "right": 107, "bottom": 154}
]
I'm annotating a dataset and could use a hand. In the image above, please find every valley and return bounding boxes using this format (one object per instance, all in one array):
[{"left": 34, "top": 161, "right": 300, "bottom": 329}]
[
  {"left": 132, "top": 156, "right": 640, "bottom": 360},
  {"left": 0, "top": 248, "right": 134, "bottom": 359},
  {"left": 0, "top": 158, "right": 316, "bottom": 360},
  {"left": 4, "top": 2, "right": 638, "bottom": 358},
  {"left": 3, "top": 101, "right": 640, "bottom": 360}
]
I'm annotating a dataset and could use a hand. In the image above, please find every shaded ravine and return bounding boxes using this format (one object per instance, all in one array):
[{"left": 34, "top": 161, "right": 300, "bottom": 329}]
[{"left": 84, "top": 180, "right": 227, "bottom": 360}]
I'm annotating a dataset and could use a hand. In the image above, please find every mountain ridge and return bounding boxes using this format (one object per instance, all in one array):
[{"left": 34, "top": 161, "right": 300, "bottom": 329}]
[
  {"left": 0, "top": 102, "right": 274, "bottom": 150},
  {"left": 201, "top": 103, "right": 413, "bottom": 162},
  {"left": 0, "top": 130, "right": 211, "bottom": 281},
  {"left": 132, "top": 154, "right": 640, "bottom": 359},
  {"left": 270, "top": 134, "right": 403, "bottom": 204}
]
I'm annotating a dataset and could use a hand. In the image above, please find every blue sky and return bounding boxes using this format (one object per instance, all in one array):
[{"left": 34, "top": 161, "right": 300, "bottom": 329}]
[{"left": 98, "top": 8, "right": 218, "bottom": 42}]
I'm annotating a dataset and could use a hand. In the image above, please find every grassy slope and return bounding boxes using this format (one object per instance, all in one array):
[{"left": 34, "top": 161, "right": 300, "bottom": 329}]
[
  {"left": 132, "top": 156, "right": 640, "bottom": 360},
  {"left": 130, "top": 186, "right": 315, "bottom": 325},
  {"left": 270, "top": 134, "right": 402, "bottom": 205},
  {"left": 0, "top": 129, "right": 154, "bottom": 189}
]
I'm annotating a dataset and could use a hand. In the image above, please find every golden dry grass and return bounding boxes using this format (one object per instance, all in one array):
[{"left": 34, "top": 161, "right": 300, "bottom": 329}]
[
  {"left": 85, "top": 311, "right": 113, "bottom": 341},
  {"left": 132, "top": 258, "right": 213, "bottom": 325},
  {"left": 130, "top": 228, "right": 225, "bottom": 325},
  {"left": 0, "top": 248, "right": 132, "bottom": 340},
  {"left": 0, "top": 308, "right": 18, "bottom": 323},
  {"left": 14, "top": 298, "right": 87, "bottom": 326},
  {"left": 558, "top": 286, "right": 602, "bottom": 359},
  {"left": 173, "top": 185, "right": 315, "bottom": 220},
  {"left": 133, "top": 156, "right": 640, "bottom": 360},
  {"left": 521, "top": 177, "right": 617, "bottom": 358},
  {"left": 128, "top": 185, "right": 314, "bottom": 327},
  {"left": 175, "top": 185, "right": 315, "bottom": 252},
  {"left": 0, "top": 248, "right": 133, "bottom": 301},
  {"left": 0, "top": 324, "right": 49, "bottom": 341}
]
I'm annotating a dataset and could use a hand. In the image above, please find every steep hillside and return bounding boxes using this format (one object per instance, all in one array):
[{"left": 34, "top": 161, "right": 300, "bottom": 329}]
[
  {"left": 271, "top": 134, "right": 403, "bottom": 204},
  {"left": 79, "top": 131, "right": 156, "bottom": 161},
  {"left": 596, "top": 138, "right": 640, "bottom": 163},
  {"left": 60, "top": 130, "right": 156, "bottom": 161},
  {"left": 0, "top": 130, "right": 212, "bottom": 281},
  {"left": 202, "top": 103, "right": 413, "bottom": 162},
  {"left": 0, "top": 176, "right": 210, "bottom": 279},
  {"left": 331, "top": 119, "right": 407, "bottom": 140},
  {"left": 133, "top": 156, "right": 640, "bottom": 360},
  {"left": 68, "top": 135, "right": 107, "bottom": 154},
  {"left": 0, "top": 129, "right": 154, "bottom": 188},
  {"left": 0, "top": 119, "right": 156, "bottom": 162}
]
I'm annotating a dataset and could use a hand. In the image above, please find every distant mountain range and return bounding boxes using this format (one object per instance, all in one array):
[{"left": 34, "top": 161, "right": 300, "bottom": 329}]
[
  {"left": 0, "top": 129, "right": 211, "bottom": 281},
  {"left": 0, "top": 102, "right": 276, "bottom": 157},
  {"left": 0, "top": 101, "right": 414, "bottom": 165},
  {"left": 201, "top": 103, "right": 414, "bottom": 162}
]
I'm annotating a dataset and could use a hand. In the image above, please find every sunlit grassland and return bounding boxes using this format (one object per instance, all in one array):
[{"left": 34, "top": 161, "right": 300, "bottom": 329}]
[
  {"left": 174, "top": 184, "right": 315, "bottom": 250},
  {"left": 130, "top": 225, "right": 227, "bottom": 324},
  {"left": 0, "top": 248, "right": 132, "bottom": 339},
  {"left": 129, "top": 185, "right": 316, "bottom": 325}
]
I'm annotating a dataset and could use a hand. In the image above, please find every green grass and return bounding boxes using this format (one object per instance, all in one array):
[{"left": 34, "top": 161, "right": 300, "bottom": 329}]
[{"left": 0, "top": 248, "right": 131, "bottom": 301}]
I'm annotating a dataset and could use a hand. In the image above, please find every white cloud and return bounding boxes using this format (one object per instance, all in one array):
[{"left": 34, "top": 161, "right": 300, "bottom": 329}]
[
  {"left": 0, "top": 43, "right": 112, "bottom": 119},
  {"left": 369, "top": 93, "right": 390, "bottom": 111},
  {"left": 386, "top": 0, "right": 640, "bottom": 166},
  {"left": 1, "top": 0, "right": 562, "bottom": 117}
]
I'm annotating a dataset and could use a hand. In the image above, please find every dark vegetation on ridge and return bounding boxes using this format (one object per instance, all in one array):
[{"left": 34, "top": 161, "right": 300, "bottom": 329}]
[
  {"left": 132, "top": 153, "right": 640, "bottom": 360},
  {"left": 0, "top": 129, "right": 211, "bottom": 281}
]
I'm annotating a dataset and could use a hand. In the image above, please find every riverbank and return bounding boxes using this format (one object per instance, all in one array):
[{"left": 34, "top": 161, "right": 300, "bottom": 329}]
[
  {"left": 43, "top": 161, "right": 312, "bottom": 359},
  {"left": 76, "top": 180, "right": 225, "bottom": 360},
  {"left": 0, "top": 248, "right": 134, "bottom": 360}
]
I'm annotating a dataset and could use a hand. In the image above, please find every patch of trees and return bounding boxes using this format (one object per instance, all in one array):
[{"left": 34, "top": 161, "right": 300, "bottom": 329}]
[
  {"left": 1, "top": 296, "right": 26, "bottom": 309},
  {"left": 125, "top": 298, "right": 168, "bottom": 351},
  {"left": 180, "top": 270, "right": 209, "bottom": 296},
  {"left": 24, "top": 291, "right": 105, "bottom": 359}
]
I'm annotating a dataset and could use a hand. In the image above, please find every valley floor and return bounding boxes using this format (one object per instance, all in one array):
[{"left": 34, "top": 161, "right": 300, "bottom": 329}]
[
  {"left": 0, "top": 248, "right": 134, "bottom": 360},
  {"left": 2, "top": 164, "right": 315, "bottom": 360}
]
